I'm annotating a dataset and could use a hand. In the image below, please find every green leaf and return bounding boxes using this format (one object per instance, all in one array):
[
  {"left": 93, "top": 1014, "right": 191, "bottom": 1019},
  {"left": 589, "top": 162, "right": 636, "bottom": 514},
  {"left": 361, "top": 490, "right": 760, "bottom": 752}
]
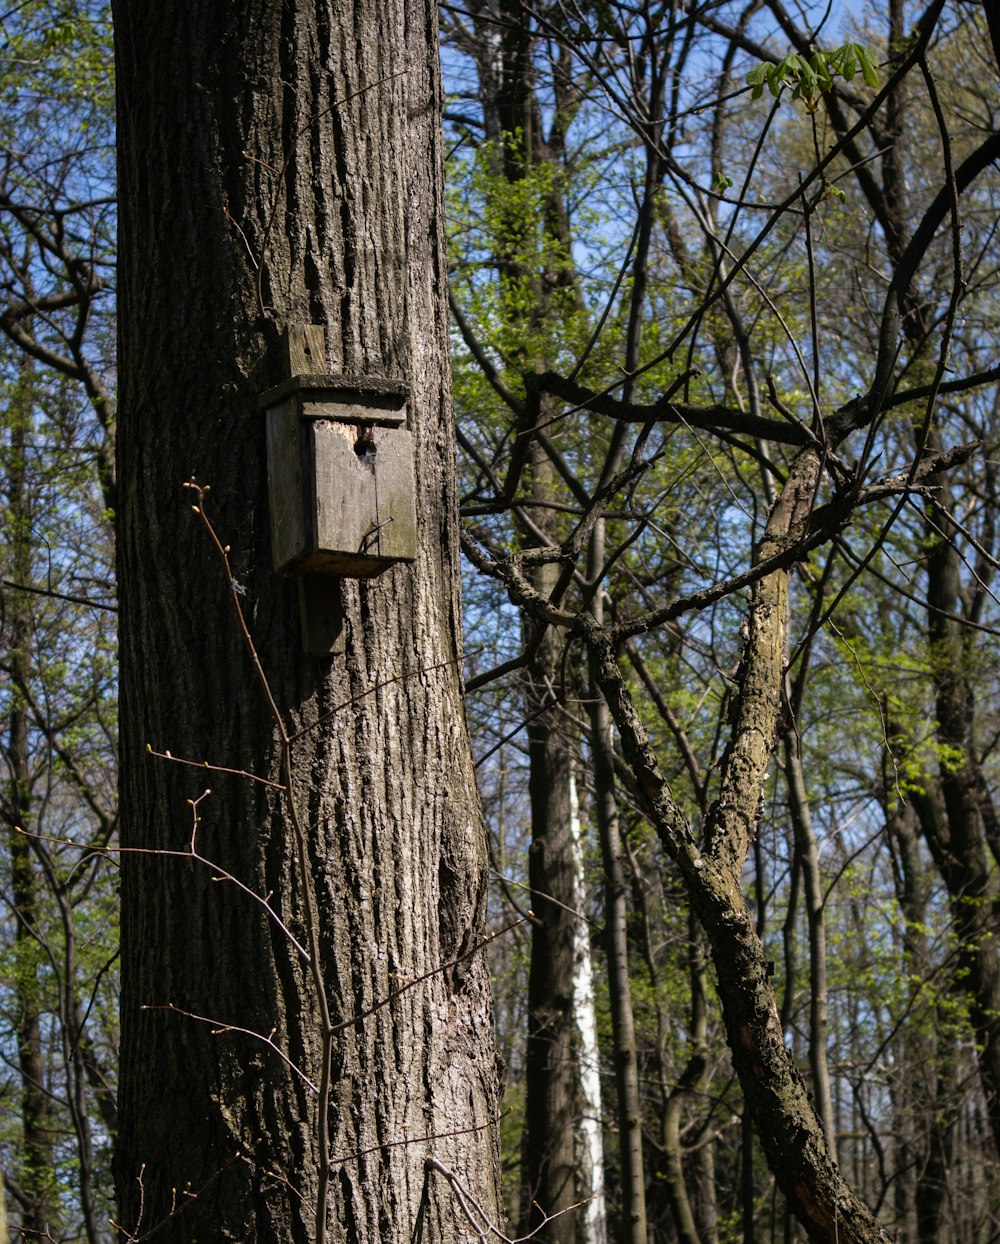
[
  {"left": 810, "top": 52, "right": 833, "bottom": 90},
  {"left": 856, "top": 44, "right": 880, "bottom": 88}
]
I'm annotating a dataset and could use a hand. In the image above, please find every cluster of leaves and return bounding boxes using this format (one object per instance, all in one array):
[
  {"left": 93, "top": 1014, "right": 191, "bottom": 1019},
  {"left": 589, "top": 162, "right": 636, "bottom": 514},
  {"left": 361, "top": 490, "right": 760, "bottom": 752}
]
[{"left": 747, "top": 43, "right": 880, "bottom": 111}]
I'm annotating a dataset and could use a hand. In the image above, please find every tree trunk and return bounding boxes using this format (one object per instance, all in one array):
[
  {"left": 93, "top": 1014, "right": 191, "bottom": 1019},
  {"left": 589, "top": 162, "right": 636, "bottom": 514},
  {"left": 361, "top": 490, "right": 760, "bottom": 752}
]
[
  {"left": 520, "top": 591, "right": 579, "bottom": 1242},
  {"left": 464, "top": 10, "right": 599, "bottom": 1233},
  {"left": 587, "top": 550, "right": 648, "bottom": 1244},
  {"left": 568, "top": 769, "right": 608, "bottom": 1244},
  {"left": 4, "top": 387, "right": 60, "bottom": 1240},
  {"left": 782, "top": 734, "right": 836, "bottom": 1160},
  {"left": 586, "top": 446, "right": 895, "bottom": 1244},
  {"left": 112, "top": 2, "right": 502, "bottom": 1240},
  {"left": 885, "top": 804, "right": 952, "bottom": 1244},
  {"left": 913, "top": 478, "right": 1000, "bottom": 1160}
]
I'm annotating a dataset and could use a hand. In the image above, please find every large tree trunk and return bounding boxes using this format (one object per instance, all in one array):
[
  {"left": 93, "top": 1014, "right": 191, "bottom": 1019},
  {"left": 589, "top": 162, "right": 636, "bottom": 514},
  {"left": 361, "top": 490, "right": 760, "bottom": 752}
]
[{"left": 112, "top": 2, "right": 503, "bottom": 1240}]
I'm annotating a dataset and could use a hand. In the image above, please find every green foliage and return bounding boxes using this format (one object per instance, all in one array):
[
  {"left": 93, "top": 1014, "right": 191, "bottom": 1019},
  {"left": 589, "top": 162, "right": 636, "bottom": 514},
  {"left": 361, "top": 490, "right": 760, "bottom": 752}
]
[
  {"left": 448, "top": 130, "right": 590, "bottom": 371},
  {"left": 746, "top": 43, "right": 879, "bottom": 111},
  {"left": 2, "top": 1, "right": 113, "bottom": 118}
]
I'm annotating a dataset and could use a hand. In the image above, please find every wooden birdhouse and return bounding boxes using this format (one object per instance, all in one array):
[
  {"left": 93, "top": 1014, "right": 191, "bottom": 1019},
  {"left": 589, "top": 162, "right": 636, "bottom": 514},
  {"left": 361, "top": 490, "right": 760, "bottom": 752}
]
[{"left": 261, "top": 327, "right": 417, "bottom": 579}]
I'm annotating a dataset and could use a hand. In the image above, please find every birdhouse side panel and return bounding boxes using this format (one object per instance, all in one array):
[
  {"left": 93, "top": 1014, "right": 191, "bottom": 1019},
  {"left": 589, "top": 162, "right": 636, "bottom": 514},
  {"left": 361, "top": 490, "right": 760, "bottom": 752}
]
[{"left": 266, "top": 399, "right": 307, "bottom": 573}]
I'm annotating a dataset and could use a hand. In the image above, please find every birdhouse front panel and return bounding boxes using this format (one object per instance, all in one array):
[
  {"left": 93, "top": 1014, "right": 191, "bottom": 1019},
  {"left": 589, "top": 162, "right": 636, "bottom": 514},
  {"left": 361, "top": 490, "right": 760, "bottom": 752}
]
[
  {"left": 265, "top": 394, "right": 417, "bottom": 578},
  {"left": 309, "top": 420, "right": 416, "bottom": 577}
]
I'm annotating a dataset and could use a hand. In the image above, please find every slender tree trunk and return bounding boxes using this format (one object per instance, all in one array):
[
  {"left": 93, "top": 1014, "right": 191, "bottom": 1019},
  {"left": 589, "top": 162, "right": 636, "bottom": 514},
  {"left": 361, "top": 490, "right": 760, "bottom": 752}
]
[
  {"left": 112, "top": 2, "right": 502, "bottom": 1239},
  {"left": 3, "top": 381, "right": 60, "bottom": 1240},
  {"left": 693, "top": 1123, "right": 719, "bottom": 1244},
  {"left": 569, "top": 768, "right": 608, "bottom": 1244},
  {"left": 741, "top": 1108, "right": 755, "bottom": 1244},
  {"left": 7, "top": 671, "right": 51, "bottom": 1239},
  {"left": 782, "top": 733, "right": 836, "bottom": 1160},
  {"left": 901, "top": 455, "right": 1000, "bottom": 1163},
  {"left": 520, "top": 549, "right": 579, "bottom": 1241},
  {"left": 468, "top": 11, "right": 599, "bottom": 1233},
  {"left": 885, "top": 804, "right": 954, "bottom": 1244},
  {"left": 657, "top": 912, "right": 711, "bottom": 1244},
  {"left": 873, "top": 0, "right": 1000, "bottom": 1161},
  {"left": 587, "top": 544, "right": 648, "bottom": 1244},
  {"left": 625, "top": 646, "right": 715, "bottom": 1244}
]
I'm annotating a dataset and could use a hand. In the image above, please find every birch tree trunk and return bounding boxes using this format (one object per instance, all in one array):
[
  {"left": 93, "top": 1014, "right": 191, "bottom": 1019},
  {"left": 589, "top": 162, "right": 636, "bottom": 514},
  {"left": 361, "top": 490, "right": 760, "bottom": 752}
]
[{"left": 568, "top": 770, "right": 608, "bottom": 1244}]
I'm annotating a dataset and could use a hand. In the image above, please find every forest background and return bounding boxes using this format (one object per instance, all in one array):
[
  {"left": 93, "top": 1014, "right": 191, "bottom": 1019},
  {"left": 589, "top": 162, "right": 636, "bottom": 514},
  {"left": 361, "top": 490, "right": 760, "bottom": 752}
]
[{"left": 2, "top": 0, "right": 1000, "bottom": 1241}]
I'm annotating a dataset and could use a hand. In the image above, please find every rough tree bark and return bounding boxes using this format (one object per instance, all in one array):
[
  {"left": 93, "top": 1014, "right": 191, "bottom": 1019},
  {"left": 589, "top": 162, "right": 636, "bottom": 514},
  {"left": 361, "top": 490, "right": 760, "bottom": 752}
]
[{"left": 112, "top": 2, "right": 503, "bottom": 1240}]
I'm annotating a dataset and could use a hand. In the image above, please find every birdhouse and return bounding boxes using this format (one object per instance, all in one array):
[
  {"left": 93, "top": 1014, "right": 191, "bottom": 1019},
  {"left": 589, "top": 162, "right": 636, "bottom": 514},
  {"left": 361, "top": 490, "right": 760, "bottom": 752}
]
[{"left": 261, "top": 327, "right": 417, "bottom": 579}]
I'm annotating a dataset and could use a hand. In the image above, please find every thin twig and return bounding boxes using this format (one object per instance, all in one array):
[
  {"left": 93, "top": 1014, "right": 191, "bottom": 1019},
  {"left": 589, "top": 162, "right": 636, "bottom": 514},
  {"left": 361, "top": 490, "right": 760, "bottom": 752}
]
[
  {"left": 140, "top": 1003, "right": 318, "bottom": 1092},
  {"left": 146, "top": 744, "right": 286, "bottom": 791}
]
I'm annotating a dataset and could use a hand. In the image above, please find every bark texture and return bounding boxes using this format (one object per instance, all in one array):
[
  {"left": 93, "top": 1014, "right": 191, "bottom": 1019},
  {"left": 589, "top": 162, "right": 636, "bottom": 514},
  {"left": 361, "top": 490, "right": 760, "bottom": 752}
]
[{"left": 113, "top": 2, "right": 502, "bottom": 1240}]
